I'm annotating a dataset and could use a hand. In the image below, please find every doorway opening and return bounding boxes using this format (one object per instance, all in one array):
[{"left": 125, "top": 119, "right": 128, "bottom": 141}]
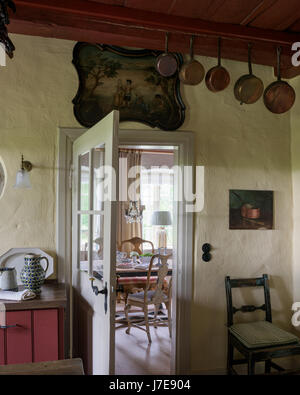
[
  {"left": 115, "top": 145, "right": 176, "bottom": 375},
  {"left": 57, "top": 124, "right": 194, "bottom": 375}
]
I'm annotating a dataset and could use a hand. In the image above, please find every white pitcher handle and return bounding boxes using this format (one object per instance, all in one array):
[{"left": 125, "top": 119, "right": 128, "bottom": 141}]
[{"left": 40, "top": 257, "right": 49, "bottom": 274}]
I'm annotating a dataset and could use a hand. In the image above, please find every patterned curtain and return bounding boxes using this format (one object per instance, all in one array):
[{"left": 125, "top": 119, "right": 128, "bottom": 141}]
[{"left": 117, "top": 149, "right": 142, "bottom": 255}]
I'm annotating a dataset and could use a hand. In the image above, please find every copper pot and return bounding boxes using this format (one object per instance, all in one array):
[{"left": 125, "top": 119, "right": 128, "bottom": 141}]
[
  {"left": 264, "top": 47, "right": 296, "bottom": 114},
  {"left": 246, "top": 208, "right": 260, "bottom": 219},
  {"left": 156, "top": 33, "right": 178, "bottom": 78},
  {"left": 179, "top": 36, "right": 205, "bottom": 85},
  {"left": 234, "top": 44, "right": 264, "bottom": 105},
  {"left": 205, "top": 38, "right": 230, "bottom": 92}
]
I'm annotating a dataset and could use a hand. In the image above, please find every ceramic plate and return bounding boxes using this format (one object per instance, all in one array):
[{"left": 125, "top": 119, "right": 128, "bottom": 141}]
[{"left": 0, "top": 248, "right": 55, "bottom": 285}]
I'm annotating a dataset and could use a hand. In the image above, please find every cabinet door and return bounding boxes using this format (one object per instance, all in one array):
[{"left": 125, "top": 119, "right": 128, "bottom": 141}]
[
  {"left": 6, "top": 311, "right": 32, "bottom": 364},
  {"left": 0, "top": 327, "right": 4, "bottom": 365},
  {"left": 33, "top": 309, "right": 58, "bottom": 362}
]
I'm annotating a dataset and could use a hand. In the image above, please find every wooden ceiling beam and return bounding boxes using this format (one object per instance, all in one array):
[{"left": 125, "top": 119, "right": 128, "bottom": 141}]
[{"left": 8, "top": 0, "right": 300, "bottom": 78}]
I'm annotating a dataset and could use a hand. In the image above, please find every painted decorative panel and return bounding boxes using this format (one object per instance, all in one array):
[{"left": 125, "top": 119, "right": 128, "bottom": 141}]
[{"left": 72, "top": 43, "right": 185, "bottom": 131}]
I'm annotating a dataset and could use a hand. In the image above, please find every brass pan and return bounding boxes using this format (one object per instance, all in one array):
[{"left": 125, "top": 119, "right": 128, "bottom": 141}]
[
  {"left": 179, "top": 36, "right": 205, "bottom": 85},
  {"left": 234, "top": 44, "right": 264, "bottom": 105}
]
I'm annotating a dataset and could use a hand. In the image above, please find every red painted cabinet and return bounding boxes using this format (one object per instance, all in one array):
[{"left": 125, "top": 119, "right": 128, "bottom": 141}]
[
  {"left": 0, "top": 308, "right": 64, "bottom": 365},
  {"left": 6, "top": 311, "right": 32, "bottom": 365},
  {"left": 0, "top": 323, "right": 4, "bottom": 365}
]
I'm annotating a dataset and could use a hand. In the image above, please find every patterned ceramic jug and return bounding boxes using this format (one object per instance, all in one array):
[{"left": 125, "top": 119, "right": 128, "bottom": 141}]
[{"left": 20, "top": 254, "right": 49, "bottom": 294}]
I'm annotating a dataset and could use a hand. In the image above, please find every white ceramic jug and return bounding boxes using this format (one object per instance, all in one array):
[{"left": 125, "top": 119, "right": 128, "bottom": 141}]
[{"left": 0, "top": 268, "right": 18, "bottom": 291}]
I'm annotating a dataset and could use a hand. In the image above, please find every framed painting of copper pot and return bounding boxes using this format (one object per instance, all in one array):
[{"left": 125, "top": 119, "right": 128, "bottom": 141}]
[
  {"left": 72, "top": 43, "right": 185, "bottom": 131},
  {"left": 229, "top": 190, "right": 274, "bottom": 230}
]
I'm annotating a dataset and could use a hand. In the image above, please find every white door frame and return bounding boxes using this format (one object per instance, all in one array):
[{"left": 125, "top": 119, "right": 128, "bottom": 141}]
[{"left": 57, "top": 127, "right": 194, "bottom": 374}]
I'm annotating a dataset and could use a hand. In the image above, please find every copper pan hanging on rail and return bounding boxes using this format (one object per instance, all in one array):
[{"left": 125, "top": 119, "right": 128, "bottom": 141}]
[
  {"left": 179, "top": 36, "right": 205, "bottom": 85},
  {"left": 264, "top": 46, "right": 296, "bottom": 114},
  {"left": 155, "top": 32, "right": 178, "bottom": 78},
  {"left": 234, "top": 43, "right": 264, "bottom": 105},
  {"left": 205, "top": 38, "right": 230, "bottom": 92}
]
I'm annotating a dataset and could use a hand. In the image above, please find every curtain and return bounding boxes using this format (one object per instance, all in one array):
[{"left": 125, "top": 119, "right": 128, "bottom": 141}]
[{"left": 117, "top": 149, "right": 142, "bottom": 254}]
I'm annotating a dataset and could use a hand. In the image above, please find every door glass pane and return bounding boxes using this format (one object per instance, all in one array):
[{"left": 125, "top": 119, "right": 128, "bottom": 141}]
[
  {"left": 93, "top": 214, "right": 104, "bottom": 271},
  {"left": 79, "top": 214, "right": 89, "bottom": 269},
  {"left": 79, "top": 152, "right": 90, "bottom": 211},
  {"left": 93, "top": 145, "right": 105, "bottom": 212}
]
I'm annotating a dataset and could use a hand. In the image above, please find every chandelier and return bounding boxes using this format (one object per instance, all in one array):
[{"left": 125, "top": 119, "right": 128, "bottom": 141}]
[{"left": 125, "top": 201, "right": 144, "bottom": 224}]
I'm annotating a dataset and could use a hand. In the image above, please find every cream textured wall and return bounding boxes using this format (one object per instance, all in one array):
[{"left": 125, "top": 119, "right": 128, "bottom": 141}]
[
  {"left": 186, "top": 59, "right": 294, "bottom": 373},
  {"left": 124, "top": 57, "right": 295, "bottom": 372},
  {"left": 291, "top": 77, "right": 300, "bottom": 307},
  {"left": 0, "top": 34, "right": 78, "bottom": 262},
  {"left": 0, "top": 33, "right": 296, "bottom": 373}
]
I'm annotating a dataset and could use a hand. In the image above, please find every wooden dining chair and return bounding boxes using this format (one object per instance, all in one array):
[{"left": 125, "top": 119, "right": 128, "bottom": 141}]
[
  {"left": 225, "top": 274, "right": 300, "bottom": 375},
  {"left": 119, "top": 237, "right": 154, "bottom": 255},
  {"left": 124, "top": 253, "right": 172, "bottom": 343},
  {"left": 117, "top": 237, "right": 155, "bottom": 303}
]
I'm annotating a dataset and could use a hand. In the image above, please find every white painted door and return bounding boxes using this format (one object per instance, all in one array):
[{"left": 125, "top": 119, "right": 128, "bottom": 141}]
[{"left": 72, "top": 111, "right": 119, "bottom": 374}]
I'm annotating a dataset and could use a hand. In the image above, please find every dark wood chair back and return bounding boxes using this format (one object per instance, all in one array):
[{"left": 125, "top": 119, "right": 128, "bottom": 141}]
[{"left": 225, "top": 274, "right": 272, "bottom": 327}]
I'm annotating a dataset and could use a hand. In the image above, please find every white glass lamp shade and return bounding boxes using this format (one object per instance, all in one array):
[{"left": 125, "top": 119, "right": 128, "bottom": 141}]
[
  {"left": 14, "top": 169, "right": 31, "bottom": 189},
  {"left": 151, "top": 211, "right": 172, "bottom": 226}
]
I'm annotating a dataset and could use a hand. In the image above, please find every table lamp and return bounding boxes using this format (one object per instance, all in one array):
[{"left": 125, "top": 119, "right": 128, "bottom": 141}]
[{"left": 151, "top": 211, "right": 172, "bottom": 255}]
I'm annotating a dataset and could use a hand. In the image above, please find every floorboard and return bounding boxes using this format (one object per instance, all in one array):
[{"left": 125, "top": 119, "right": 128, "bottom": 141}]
[{"left": 115, "top": 303, "right": 171, "bottom": 375}]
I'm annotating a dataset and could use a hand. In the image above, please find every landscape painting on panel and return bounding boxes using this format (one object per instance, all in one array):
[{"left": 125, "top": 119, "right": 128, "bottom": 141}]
[
  {"left": 72, "top": 43, "right": 185, "bottom": 131},
  {"left": 229, "top": 190, "right": 274, "bottom": 230}
]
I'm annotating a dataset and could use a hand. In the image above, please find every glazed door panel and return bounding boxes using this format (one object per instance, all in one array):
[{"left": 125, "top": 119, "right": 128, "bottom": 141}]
[
  {"left": 72, "top": 110, "right": 119, "bottom": 374},
  {"left": 6, "top": 311, "right": 32, "bottom": 365},
  {"left": 33, "top": 309, "right": 59, "bottom": 362}
]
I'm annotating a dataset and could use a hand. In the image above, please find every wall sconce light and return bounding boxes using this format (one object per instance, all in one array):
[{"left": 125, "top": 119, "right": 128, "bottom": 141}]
[{"left": 14, "top": 155, "right": 33, "bottom": 189}]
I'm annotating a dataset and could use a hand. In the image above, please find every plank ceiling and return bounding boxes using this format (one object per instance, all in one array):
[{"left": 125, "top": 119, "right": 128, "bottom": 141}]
[
  {"left": 89, "top": 0, "right": 300, "bottom": 31},
  {"left": 8, "top": 0, "right": 300, "bottom": 78}
]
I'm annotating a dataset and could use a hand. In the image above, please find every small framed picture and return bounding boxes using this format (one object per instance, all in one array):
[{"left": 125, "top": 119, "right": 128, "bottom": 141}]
[{"left": 229, "top": 190, "right": 273, "bottom": 230}]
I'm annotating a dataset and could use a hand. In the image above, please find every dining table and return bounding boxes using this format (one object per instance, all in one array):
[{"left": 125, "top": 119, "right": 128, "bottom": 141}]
[{"left": 93, "top": 260, "right": 172, "bottom": 281}]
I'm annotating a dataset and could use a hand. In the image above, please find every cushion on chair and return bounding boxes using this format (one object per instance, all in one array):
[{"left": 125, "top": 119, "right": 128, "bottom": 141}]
[
  {"left": 127, "top": 290, "right": 167, "bottom": 303},
  {"left": 117, "top": 276, "right": 157, "bottom": 285},
  {"left": 229, "top": 321, "right": 300, "bottom": 349}
]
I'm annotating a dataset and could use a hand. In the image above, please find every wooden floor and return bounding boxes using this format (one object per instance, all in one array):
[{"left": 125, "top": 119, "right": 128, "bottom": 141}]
[{"left": 115, "top": 304, "right": 171, "bottom": 375}]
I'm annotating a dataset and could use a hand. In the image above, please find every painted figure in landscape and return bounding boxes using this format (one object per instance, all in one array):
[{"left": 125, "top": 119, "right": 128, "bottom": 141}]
[
  {"left": 124, "top": 79, "right": 133, "bottom": 108},
  {"left": 113, "top": 79, "right": 125, "bottom": 108},
  {"left": 73, "top": 44, "right": 185, "bottom": 130}
]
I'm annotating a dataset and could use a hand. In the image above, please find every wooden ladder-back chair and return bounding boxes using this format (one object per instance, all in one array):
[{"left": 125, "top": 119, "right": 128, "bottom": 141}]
[
  {"left": 225, "top": 274, "right": 300, "bottom": 375},
  {"left": 125, "top": 253, "right": 172, "bottom": 343}
]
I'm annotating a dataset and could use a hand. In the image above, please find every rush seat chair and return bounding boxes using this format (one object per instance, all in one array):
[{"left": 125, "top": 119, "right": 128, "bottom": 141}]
[{"left": 225, "top": 274, "right": 300, "bottom": 375}]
